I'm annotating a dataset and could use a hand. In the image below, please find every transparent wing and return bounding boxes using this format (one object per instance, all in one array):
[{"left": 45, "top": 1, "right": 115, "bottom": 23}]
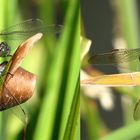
[
  {"left": 89, "top": 48, "right": 140, "bottom": 65},
  {"left": 0, "top": 18, "right": 62, "bottom": 41}
]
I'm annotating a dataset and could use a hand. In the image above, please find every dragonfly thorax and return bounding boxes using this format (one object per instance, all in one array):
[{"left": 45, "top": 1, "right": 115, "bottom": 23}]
[{"left": 0, "top": 61, "right": 8, "bottom": 75}]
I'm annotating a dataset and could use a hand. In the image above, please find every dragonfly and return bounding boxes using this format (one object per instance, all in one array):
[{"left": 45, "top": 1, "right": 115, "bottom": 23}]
[
  {"left": 0, "top": 20, "right": 58, "bottom": 135},
  {"left": 0, "top": 19, "right": 60, "bottom": 111},
  {"left": 89, "top": 48, "right": 140, "bottom": 120},
  {"left": 88, "top": 48, "right": 140, "bottom": 65},
  {"left": 0, "top": 18, "right": 62, "bottom": 57}
]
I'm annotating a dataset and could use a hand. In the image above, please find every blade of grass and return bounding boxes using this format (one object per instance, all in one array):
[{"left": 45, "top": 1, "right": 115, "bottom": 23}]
[
  {"left": 33, "top": 0, "right": 80, "bottom": 139},
  {"left": 63, "top": 78, "right": 80, "bottom": 140}
]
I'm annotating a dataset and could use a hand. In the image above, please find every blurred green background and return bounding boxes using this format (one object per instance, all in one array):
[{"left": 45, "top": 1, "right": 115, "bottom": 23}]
[
  {"left": 81, "top": 0, "right": 140, "bottom": 140},
  {"left": 0, "top": 0, "right": 79, "bottom": 140}
]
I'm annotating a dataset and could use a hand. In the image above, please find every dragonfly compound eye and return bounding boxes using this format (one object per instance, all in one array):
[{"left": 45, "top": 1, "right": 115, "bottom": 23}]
[{"left": 0, "top": 42, "right": 11, "bottom": 57}]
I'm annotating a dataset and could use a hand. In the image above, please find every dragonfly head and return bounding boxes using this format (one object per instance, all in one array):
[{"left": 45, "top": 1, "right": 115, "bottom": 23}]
[{"left": 0, "top": 42, "right": 11, "bottom": 57}]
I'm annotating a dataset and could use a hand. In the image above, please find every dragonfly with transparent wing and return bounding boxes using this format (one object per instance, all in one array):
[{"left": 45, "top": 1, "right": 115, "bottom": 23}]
[
  {"left": 89, "top": 48, "right": 140, "bottom": 120},
  {"left": 0, "top": 18, "right": 62, "bottom": 57},
  {"left": 0, "top": 19, "right": 61, "bottom": 123}
]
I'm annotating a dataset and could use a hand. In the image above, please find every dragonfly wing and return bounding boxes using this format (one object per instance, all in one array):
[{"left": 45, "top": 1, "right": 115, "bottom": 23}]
[
  {"left": 115, "top": 49, "right": 139, "bottom": 61},
  {"left": 0, "top": 19, "right": 62, "bottom": 41},
  {"left": 0, "top": 19, "right": 43, "bottom": 34},
  {"left": 89, "top": 48, "right": 140, "bottom": 65}
]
